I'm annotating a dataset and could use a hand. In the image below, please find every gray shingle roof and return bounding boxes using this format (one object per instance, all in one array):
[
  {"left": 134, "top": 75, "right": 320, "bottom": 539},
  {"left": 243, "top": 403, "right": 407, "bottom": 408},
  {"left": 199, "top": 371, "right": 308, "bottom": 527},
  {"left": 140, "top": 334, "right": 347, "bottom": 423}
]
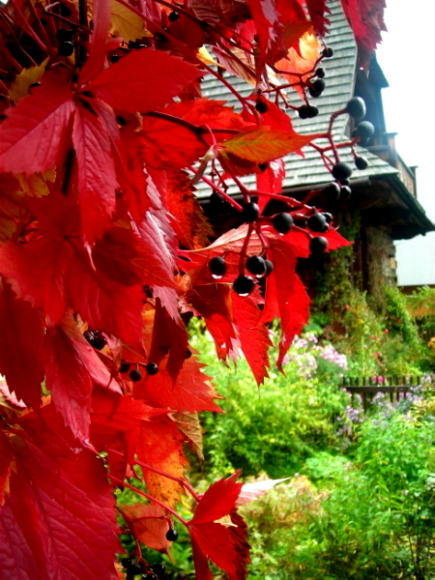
[{"left": 197, "top": 0, "right": 398, "bottom": 199}]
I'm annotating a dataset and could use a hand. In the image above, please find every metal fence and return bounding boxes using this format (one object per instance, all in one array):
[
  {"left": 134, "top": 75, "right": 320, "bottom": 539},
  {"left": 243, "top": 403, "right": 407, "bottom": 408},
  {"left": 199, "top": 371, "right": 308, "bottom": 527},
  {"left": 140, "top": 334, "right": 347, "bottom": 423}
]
[{"left": 342, "top": 375, "right": 434, "bottom": 410}]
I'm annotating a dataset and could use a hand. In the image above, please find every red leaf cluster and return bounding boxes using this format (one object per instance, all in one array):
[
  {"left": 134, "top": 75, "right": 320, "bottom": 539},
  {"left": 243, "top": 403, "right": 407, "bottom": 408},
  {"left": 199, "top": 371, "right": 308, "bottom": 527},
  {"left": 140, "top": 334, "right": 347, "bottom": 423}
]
[{"left": 0, "top": 0, "right": 368, "bottom": 575}]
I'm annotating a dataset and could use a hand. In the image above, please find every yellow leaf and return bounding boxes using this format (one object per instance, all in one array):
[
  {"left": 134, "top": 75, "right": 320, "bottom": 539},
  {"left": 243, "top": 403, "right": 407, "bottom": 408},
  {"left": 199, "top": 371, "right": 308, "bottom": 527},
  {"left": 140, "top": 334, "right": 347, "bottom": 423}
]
[
  {"left": 172, "top": 410, "right": 204, "bottom": 461},
  {"left": 220, "top": 127, "right": 319, "bottom": 163},
  {"left": 0, "top": 174, "right": 26, "bottom": 242},
  {"left": 214, "top": 514, "right": 237, "bottom": 527},
  {"left": 109, "top": 0, "right": 150, "bottom": 41},
  {"left": 9, "top": 59, "right": 49, "bottom": 103},
  {"left": 196, "top": 46, "right": 223, "bottom": 68},
  {"left": 17, "top": 168, "right": 56, "bottom": 198}
]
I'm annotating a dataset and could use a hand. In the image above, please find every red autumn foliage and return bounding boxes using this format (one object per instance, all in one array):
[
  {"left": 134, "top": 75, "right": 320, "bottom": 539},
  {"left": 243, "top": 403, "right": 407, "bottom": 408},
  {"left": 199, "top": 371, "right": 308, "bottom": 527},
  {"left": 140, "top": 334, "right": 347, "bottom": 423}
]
[{"left": 0, "top": 0, "right": 382, "bottom": 576}]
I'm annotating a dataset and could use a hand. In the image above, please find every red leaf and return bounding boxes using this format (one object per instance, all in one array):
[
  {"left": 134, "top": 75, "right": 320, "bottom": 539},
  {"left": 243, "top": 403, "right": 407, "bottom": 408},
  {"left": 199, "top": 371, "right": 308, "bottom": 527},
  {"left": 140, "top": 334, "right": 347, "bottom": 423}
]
[
  {"left": 45, "top": 314, "right": 121, "bottom": 442},
  {"left": 72, "top": 101, "right": 118, "bottom": 242},
  {"left": 165, "top": 171, "right": 213, "bottom": 250},
  {"left": 189, "top": 523, "right": 239, "bottom": 578},
  {"left": 146, "top": 299, "right": 189, "bottom": 380},
  {"left": 87, "top": 48, "right": 203, "bottom": 114},
  {"left": 0, "top": 435, "right": 119, "bottom": 579},
  {"left": 0, "top": 280, "right": 45, "bottom": 408},
  {"left": 232, "top": 292, "right": 271, "bottom": 385},
  {"left": 90, "top": 388, "right": 166, "bottom": 470},
  {"left": 191, "top": 472, "right": 242, "bottom": 524},
  {"left": 0, "top": 431, "right": 12, "bottom": 506},
  {"left": 261, "top": 235, "right": 311, "bottom": 369},
  {"left": 305, "top": 0, "right": 331, "bottom": 36},
  {"left": 93, "top": 224, "right": 176, "bottom": 288},
  {"left": 247, "top": 0, "right": 283, "bottom": 64},
  {"left": 188, "top": 474, "right": 248, "bottom": 579},
  {"left": 135, "top": 355, "right": 222, "bottom": 413},
  {"left": 121, "top": 504, "right": 171, "bottom": 552},
  {"left": 79, "top": 0, "right": 111, "bottom": 84},
  {"left": 0, "top": 219, "right": 146, "bottom": 350},
  {"left": 256, "top": 159, "right": 285, "bottom": 212},
  {"left": 341, "top": 0, "right": 386, "bottom": 65},
  {"left": 186, "top": 282, "right": 238, "bottom": 360},
  {"left": 0, "top": 70, "right": 75, "bottom": 175}
]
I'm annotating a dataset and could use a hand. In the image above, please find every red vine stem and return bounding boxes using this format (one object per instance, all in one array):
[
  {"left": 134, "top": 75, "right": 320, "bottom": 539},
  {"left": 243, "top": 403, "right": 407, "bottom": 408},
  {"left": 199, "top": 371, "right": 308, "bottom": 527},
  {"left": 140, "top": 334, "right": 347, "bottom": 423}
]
[
  {"left": 108, "top": 447, "right": 200, "bottom": 501},
  {"left": 199, "top": 174, "right": 243, "bottom": 211},
  {"left": 9, "top": 0, "right": 48, "bottom": 53},
  {"left": 108, "top": 475, "right": 189, "bottom": 526}
]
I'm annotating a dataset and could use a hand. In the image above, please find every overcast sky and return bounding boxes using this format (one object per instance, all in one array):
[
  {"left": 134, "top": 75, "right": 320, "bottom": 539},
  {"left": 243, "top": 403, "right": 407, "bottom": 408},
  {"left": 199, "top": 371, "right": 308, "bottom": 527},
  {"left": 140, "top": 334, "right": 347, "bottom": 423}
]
[
  {"left": 376, "top": 1, "right": 435, "bottom": 285},
  {"left": 377, "top": 1, "right": 435, "bottom": 222}
]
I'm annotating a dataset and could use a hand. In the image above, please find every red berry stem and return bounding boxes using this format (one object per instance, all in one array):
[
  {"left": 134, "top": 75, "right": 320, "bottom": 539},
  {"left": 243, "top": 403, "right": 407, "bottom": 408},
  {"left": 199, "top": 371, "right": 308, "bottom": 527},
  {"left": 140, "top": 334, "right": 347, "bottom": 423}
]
[
  {"left": 9, "top": 0, "right": 48, "bottom": 54},
  {"left": 109, "top": 447, "right": 201, "bottom": 501},
  {"left": 200, "top": 175, "right": 243, "bottom": 211},
  {"left": 238, "top": 223, "right": 254, "bottom": 276},
  {"left": 108, "top": 474, "right": 189, "bottom": 526}
]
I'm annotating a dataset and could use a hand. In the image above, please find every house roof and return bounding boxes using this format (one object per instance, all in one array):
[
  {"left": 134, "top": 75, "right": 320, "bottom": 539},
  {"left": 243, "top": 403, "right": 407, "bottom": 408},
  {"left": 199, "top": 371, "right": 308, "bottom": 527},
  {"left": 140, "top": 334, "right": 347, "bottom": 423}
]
[{"left": 198, "top": 0, "right": 434, "bottom": 239}]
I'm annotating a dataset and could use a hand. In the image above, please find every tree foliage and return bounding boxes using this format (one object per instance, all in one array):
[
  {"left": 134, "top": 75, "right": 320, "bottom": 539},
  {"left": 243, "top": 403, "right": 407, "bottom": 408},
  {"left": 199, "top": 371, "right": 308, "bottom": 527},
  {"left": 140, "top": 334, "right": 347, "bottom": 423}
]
[{"left": 0, "top": 0, "right": 383, "bottom": 576}]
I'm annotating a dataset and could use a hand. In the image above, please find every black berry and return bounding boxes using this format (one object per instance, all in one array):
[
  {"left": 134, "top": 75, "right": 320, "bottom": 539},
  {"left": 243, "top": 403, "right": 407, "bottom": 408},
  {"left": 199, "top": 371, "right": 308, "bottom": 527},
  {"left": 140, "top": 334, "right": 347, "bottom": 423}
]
[
  {"left": 58, "top": 41, "right": 74, "bottom": 57},
  {"left": 143, "top": 284, "right": 154, "bottom": 298},
  {"left": 109, "top": 54, "right": 121, "bottom": 63},
  {"left": 208, "top": 256, "right": 227, "bottom": 278},
  {"left": 312, "top": 78, "right": 325, "bottom": 94},
  {"left": 129, "top": 369, "right": 142, "bottom": 382},
  {"left": 322, "top": 47, "right": 334, "bottom": 58},
  {"left": 340, "top": 185, "right": 352, "bottom": 200},
  {"left": 346, "top": 97, "right": 366, "bottom": 120},
  {"left": 233, "top": 275, "right": 255, "bottom": 296},
  {"left": 307, "top": 212, "right": 328, "bottom": 233},
  {"left": 59, "top": 2, "right": 72, "bottom": 16},
  {"left": 355, "top": 156, "right": 368, "bottom": 170},
  {"left": 322, "top": 182, "right": 341, "bottom": 201},
  {"left": 258, "top": 162, "right": 268, "bottom": 172},
  {"left": 166, "top": 528, "right": 179, "bottom": 541},
  {"left": 352, "top": 121, "right": 374, "bottom": 145},
  {"left": 272, "top": 212, "right": 293, "bottom": 234},
  {"left": 56, "top": 28, "right": 74, "bottom": 43},
  {"left": 84, "top": 330, "right": 107, "bottom": 350},
  {"left": 322, "top": 212, "right": 333, "bottom": 224},
  {"left": 119, "top": 362, "right": 131, "bottom": 373},
  {"left": 306, "top": 105, "right": 319, "bottom": 118},
  {"left": 184, "top": 349, "right": 192, "bottom": 359},
  {"left": 145, "top": 362, "right": 159, "bottom": 376},
  {"left": 255, "top": 99, "right": 268, "bottom": 114},
  {"left": 332, "top": 162, "right": 352, "bottom": 181},
  {"left": 246, "top": 255, "right": 267, "bottom": 277},
  {"left": 209, "top": 190, "right": 232, "bottom": 213},
  {"left": 310, "top": 236, "right": 328, "bottom": 254},
  {"left": 264, "top": 259, "right": 274, "bottom": 276},
  {"left": 298, "top": 104, "right": 309, "bottom": 119},
  {"left": 240, "top": 202, "right": 259, "bottom": 223},
  {"left": 316, "top": 67, "right": 325, "bottom": 78},
  {"left": 340, "top": 178, "right": 350, "bottom": 186},
  {"left": 308, "top": 85, "right": 322, "bottom": 98},
  {"left": 168, "top": 10, "right": 179, "bottom": 21}
]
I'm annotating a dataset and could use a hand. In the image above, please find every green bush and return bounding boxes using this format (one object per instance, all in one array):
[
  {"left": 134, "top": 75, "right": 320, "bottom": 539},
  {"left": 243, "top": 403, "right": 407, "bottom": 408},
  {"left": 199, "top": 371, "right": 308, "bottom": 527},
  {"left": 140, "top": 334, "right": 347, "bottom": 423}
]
[{"left": 191, "top": 329, "right": 349, "bottom": 480}]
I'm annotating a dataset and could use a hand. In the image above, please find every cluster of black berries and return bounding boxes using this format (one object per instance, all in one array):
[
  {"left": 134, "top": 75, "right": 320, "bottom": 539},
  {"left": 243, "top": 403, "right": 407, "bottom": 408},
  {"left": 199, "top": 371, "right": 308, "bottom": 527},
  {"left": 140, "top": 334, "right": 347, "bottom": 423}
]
[
  {"left": 118, "top": 361, "right": 159, "bottom": 382},
  {"left": 56, "top": 28, "right": 75, "bottom": 57},
  {"left": 346, "top": 97, "right": 375, "bottom": 146}
]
